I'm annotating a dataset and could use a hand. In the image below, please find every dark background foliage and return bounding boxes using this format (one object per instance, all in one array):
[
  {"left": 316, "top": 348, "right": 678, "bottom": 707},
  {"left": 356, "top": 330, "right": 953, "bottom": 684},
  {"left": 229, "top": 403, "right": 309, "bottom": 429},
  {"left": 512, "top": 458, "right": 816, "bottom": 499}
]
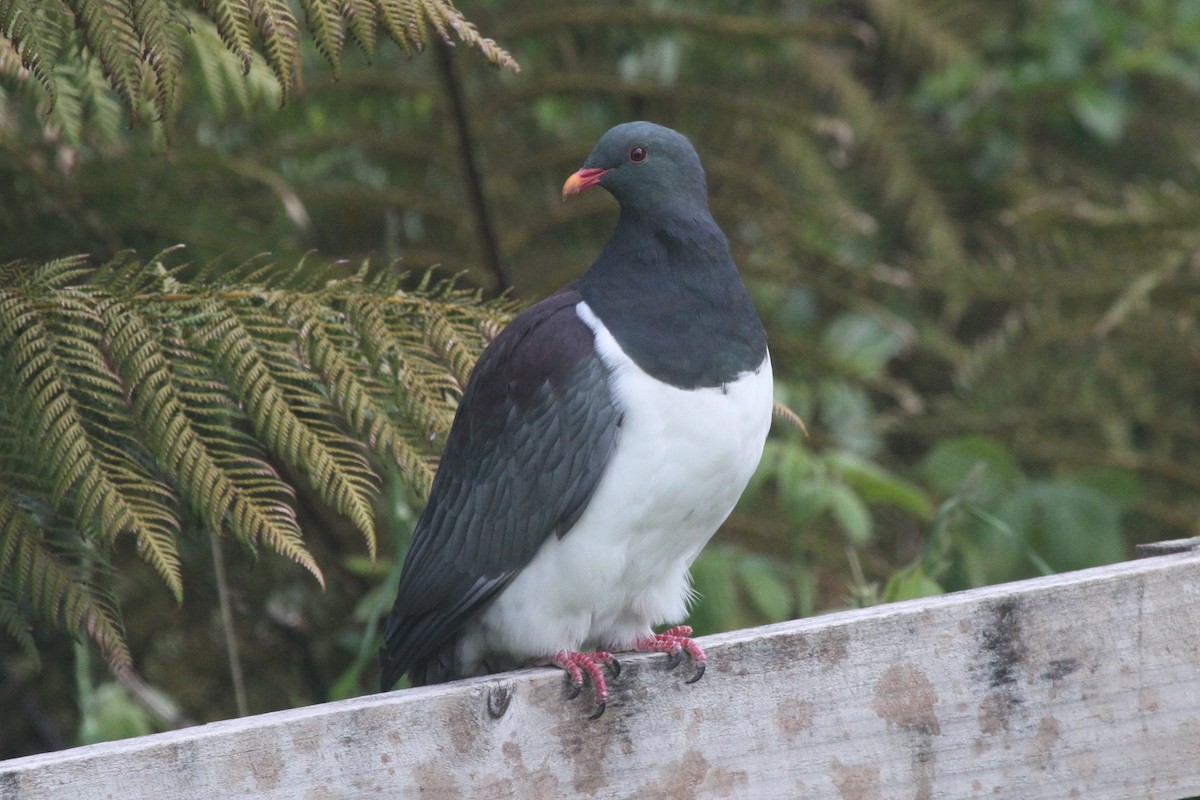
[{"left": 2, "top": 0, "right": 1198, "bottom": 757}]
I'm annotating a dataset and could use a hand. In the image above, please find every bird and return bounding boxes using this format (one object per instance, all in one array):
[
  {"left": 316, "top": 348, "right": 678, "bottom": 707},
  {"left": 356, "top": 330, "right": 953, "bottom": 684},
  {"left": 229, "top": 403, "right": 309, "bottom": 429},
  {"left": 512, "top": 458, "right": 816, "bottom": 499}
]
[{"left": 379, "top": 121, "right": 772, "bottom": 718}]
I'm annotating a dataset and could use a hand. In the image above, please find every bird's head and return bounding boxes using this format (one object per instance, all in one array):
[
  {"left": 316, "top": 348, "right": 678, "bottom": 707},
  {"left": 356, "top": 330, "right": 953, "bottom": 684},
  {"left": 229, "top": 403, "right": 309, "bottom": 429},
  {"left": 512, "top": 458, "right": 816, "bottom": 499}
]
[{"left": 562, "top": 121, "right": 709, "bottom": 214}]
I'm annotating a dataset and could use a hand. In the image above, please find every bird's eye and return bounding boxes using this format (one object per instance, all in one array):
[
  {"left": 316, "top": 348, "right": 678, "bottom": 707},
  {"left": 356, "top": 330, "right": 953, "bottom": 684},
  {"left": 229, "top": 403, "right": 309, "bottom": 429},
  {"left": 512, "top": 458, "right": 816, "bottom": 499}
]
[{"left": 629, "top": 145, "right": 648, "bottom": 163}]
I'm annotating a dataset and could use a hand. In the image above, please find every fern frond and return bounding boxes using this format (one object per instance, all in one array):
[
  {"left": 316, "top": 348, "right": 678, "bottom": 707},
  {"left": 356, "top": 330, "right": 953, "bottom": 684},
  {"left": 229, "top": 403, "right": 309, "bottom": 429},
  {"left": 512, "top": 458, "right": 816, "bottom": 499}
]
[
  {"left": 0, "top": 497, "right": 130, "bottom": 672},
  {"left": 279, "top": 295, "right": 434, "bottom": 516},
  {"left": 374, "top": 0, "right": 421, "bottom": 56},
  {"left": 246, "top": 0, "right": 300, "bottom": 104},
  {"left": 201, "top": 0, "right": 254, "bottom": 75},
  {"left": 373, "top": 0, "right": 517, "bottom": 72},
  {"left": 156, "top": 325, "right": 309, "bottom": 556},
  {"left": 341, "top": 0, "right": 376, "bottom": 60},
  {"left": 246, "top": 297, "right": 382, "bottom": 523},
  {"left": 64, "top": 0, "right": 144, "bottom": 120},
  {"left": 411, "top": 295, "right": 481, "bottom": 389},
  {"left": 0, "top": 0, "right": 60, "bottom": 106},
  {"left": 190, "top": 300, "right": 373, "bottom": 572},
  {"left": 3, "top": 0, "right": 516, "bottom": 129},
  {"left": 108, "top": 299, "right": 322, "bottom": 588},
  {"left": 343, "top": 295, "right": 454, "bottom": 466},
  {"left": 31, "top": 253, "right": 97, "bottom": 289},
  {"left": 0, "top": 582, "right": 37, "bottom": 666},
  {"left": 183, "top": 13, "right": 282, "bottom": 118},
  {"left": 43, "top": 25, "right": 125, "bottom": 143},
  {"left": 424, "top": 0, "right": 518, "bottom": 73},
  {"left": 0, "top": 253, "right": 514, "bottom": 671},
  {"left": 0, "top": 289, "right": 181, "bottom": 577},
  {"left": 299, "top": 0, "right": 345, "bottom": 78},
  {"left": 132, "top": 0, "right": 186, "bottom": 122}
]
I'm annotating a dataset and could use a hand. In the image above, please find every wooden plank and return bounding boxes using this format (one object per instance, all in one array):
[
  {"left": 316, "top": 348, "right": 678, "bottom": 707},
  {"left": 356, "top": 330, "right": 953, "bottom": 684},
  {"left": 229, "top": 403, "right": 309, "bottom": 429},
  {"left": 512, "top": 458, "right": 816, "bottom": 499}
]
[{"left": 4, "top": 552, "right": 1200, "bottom": 800}]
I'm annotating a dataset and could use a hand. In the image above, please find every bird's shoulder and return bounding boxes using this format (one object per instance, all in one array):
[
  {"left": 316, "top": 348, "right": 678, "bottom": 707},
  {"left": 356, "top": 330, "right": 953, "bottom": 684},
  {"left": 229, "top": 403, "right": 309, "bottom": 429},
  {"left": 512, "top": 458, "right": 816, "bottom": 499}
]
[{"left": 451, "top": 286, "right": 605, "bottom": 442}]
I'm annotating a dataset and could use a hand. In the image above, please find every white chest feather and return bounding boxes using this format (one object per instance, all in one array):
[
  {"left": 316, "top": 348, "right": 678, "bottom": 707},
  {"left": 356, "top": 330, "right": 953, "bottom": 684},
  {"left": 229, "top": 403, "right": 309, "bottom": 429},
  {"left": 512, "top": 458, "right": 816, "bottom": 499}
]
[{"left": 459, "top": 301, "right": 773, "bottom": 669}]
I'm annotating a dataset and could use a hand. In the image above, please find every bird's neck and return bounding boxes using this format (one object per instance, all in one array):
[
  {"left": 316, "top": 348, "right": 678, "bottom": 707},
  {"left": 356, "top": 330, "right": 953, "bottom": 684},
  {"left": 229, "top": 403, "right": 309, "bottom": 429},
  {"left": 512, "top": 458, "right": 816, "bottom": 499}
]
[
  {"left": 576, "top": 206, "right": 767, "bottom": 389},
  {"left": 590, "top": 206, "right": 731, "bottom": 286}
]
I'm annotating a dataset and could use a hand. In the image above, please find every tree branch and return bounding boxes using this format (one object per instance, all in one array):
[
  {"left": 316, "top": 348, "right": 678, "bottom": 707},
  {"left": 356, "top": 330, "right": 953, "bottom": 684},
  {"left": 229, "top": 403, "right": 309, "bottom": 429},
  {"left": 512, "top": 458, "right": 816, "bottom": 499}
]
[{"left": 435, "top": 40, "right": 511, "bottom": 293}]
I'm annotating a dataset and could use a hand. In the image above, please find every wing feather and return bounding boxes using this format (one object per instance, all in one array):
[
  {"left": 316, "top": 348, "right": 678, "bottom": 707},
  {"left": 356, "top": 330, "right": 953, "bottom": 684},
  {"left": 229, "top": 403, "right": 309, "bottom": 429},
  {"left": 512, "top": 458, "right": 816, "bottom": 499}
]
[{"left": 380, "top": 289, "right": 621, "bottom": 689}]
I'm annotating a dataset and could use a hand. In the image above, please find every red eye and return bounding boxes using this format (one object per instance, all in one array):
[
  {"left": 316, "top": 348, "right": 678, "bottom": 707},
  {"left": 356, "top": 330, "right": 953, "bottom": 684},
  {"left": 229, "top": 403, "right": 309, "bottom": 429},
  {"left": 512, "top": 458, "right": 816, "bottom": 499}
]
[{"left": 629, "top": 145, "right": 648, "bottom": 163}]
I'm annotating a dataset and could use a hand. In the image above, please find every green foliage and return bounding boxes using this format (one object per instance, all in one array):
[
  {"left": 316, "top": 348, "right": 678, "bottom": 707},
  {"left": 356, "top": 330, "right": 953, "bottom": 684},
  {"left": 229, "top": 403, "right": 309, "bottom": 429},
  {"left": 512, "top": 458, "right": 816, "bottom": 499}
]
[
  {"left": 688, "top": 545, "right": 795, "bottom": 635},
  {"left": 77, "top": 681, "right": 155, "bottom": 744},
  {"left": 0, "top": 0, "right": 517, "bottom": 131},
  {"left": 900, "top": 435, "right": 1140, "bottom": 597},
  {"left": 0, "top": 252, "right": 513, "bottom": 671},
  {"left": 2, "top": 0, "right": 1198, "bottom": 755},
  {"left": 754, "top": 439, "right": 932, "bottom": 548},
  {"left": 0, "top": 497, "right": 129, "bottom": 671}
]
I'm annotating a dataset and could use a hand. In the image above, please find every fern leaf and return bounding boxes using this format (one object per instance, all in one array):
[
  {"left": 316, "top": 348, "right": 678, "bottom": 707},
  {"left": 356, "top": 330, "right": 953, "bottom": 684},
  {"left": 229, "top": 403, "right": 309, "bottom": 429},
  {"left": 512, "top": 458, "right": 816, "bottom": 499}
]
[
  {"left": 0, "top": 497, "right": 130, "bottom": 672},
  {"left": 299, "top": 0, "right": 345, "bottom": 78},
  {"left": 186, "top": 10, "right": 280, "bottom": 117},
  {"left": 0, "top": 288, "right": 183, "bottom": 604},
  {"left": 156, "top": 327, "right": 312, "bottom": 556},
  {"left": 102, "top": 299, "right": 326, "bottom": 590},
  {"left": 424, "top": 0, "right": 518, "bottom": 73},
  {"left": 34, "top": 47, "right": 99, "bottom": 143},
  {"left": 190, "top": 300, "right": 374, "bottom": 570},
  {"left": 412, "top": 295, "right": 479, "bottom": 388},
  {"left": 246, "top": 0, "right": 300, "bottom": 104},
  {"left": 343, "top": 295, "right": 454, "bottom": 460},
  {"left": 341, "top": 0, "right": 375, "bottom": 60},
  {"left": 132, "top": 0, "right": 186, "bottom": 123},
  {"left": 371, "top": 0, "right": 516, "bottom": 72},
  {"left": 0, "top": 0, "right": 60, "bottom": 106},
  {"left": 64, "top": 0, "right": 144, "bottom": 120},
  {"left": 94, "top": 302, "right": 194, "bottom": 599},
  {"left": 279, "top": 295, "right": 433, "bottom": 527},
  {"left": 0, "top": 253, "right": 519, "bottom": 672},
  {"left": 0, "top": 582, "right": 37, "bottom": 667},
  {"left": 201, "top": 0, "right": 254, "bottom": 75},
  {"left": 373, "top": 0, "right": 419, "bottom": 55},
  {"left": 238, "top": 300, "right": 381, "bottom": 526},
  {"left": 31, "top": 253, "right": 97, "bottom": 289}
]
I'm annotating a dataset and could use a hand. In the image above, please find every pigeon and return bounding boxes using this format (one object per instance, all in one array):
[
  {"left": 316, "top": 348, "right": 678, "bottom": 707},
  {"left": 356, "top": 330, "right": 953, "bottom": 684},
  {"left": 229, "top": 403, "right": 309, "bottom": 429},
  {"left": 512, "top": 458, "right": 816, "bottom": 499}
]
[{"left": 380, "top": 121, "right": 772, "bottom": 718}]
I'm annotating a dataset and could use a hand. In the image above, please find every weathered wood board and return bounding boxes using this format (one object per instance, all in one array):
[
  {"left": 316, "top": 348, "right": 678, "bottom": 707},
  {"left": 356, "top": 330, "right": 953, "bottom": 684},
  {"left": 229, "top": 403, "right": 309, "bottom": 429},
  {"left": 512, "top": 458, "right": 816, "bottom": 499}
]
[{"left": 4, "top": 552, "right": 1200, "bottom": 799}]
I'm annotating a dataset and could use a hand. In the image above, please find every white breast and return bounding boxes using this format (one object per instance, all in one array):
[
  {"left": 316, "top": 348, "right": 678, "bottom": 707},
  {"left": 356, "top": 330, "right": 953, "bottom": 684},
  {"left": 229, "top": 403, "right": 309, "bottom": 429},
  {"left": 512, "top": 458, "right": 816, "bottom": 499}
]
[{"left": 457, "top": 300, "right": 773, "bottom": 671}]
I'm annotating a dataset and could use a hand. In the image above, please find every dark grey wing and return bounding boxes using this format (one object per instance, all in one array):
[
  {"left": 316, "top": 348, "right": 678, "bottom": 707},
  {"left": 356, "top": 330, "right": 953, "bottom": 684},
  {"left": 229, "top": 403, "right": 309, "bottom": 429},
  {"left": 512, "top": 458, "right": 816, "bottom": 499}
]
[{"left": 380, "top": 288, "right": 621, "bottom": 690}]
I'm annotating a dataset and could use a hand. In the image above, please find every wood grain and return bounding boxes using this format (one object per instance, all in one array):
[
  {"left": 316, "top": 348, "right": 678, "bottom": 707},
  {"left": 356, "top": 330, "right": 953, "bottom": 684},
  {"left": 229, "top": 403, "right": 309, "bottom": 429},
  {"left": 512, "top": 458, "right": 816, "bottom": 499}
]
[{"left": 5, "top": 552, "right": 1200, "bottom": 799}]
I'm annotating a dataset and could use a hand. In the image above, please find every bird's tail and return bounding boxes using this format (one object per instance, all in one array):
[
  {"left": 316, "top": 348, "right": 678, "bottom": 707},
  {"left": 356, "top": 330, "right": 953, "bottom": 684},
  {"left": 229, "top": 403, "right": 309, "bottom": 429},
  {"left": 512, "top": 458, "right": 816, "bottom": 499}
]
[{"left": 379, "top": 611, "right": 461, "bottom": 691}]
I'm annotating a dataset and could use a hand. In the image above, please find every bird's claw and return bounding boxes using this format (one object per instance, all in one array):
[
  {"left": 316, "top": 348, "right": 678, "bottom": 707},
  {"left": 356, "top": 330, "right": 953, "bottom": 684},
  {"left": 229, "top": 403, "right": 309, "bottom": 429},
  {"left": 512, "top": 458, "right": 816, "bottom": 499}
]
[
  {"left": 553, "top": 650, "right": 618, "bottom": 719},
  {"left": 635, "top": 625, "right": 708, "bottom": 683}
]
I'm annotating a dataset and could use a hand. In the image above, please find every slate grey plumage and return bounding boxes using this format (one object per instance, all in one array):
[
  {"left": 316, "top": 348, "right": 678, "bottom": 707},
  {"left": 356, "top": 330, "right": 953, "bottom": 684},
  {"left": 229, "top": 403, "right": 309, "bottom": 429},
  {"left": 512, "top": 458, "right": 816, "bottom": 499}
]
[{"left": 380, "top": 291, "right": 622, "bottom": 688}]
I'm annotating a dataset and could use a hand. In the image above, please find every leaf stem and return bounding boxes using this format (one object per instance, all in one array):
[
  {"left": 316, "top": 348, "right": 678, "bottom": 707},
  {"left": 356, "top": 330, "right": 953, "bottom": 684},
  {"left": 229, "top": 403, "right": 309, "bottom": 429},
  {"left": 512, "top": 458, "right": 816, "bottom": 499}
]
[{"left": 209, "top": 528, "right": 249, "bottom": 717}]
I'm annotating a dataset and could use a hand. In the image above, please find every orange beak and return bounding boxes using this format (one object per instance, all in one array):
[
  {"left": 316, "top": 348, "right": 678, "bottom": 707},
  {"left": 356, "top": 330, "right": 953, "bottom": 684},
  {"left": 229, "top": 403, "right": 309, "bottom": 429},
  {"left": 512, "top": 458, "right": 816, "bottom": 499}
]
[{"left": 562, "top": 167, "right": 610, "bottom": 200}]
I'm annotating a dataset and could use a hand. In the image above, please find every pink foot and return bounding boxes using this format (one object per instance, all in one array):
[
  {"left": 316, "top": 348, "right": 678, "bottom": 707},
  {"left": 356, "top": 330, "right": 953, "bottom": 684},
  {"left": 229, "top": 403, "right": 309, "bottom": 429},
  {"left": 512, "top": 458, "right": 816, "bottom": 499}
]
[
  {"left": 552, "top": 650, "right": 620, "bottom": 720},
  {"left": 634, "top": 625, "right": 707, "bottom": 683}
]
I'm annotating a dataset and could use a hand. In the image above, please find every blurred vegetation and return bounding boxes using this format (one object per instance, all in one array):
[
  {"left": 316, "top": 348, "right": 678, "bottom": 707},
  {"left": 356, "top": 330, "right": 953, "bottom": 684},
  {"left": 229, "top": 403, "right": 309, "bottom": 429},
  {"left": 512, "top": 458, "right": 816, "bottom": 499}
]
[{"left": 3, "top": 0, "right": 1199, "bottom": 757}]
